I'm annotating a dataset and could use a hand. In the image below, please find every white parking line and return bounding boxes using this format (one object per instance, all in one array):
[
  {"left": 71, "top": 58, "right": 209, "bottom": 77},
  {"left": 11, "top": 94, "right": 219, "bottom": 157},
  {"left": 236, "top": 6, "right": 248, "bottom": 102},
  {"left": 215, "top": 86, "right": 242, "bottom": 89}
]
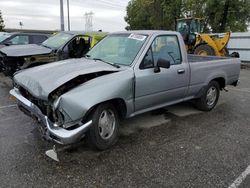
[
  {"left": 0, "top": 104, "right": 17, "bottom": 109},
  {"left": 228, "top": 165, "right": 250, "bottom": 188}
]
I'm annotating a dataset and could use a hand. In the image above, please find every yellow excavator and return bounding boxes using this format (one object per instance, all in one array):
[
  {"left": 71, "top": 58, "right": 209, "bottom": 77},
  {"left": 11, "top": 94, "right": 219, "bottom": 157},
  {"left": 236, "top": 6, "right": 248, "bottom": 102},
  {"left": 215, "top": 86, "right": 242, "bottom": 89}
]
[{"left": 176, "top": 17, "right": 232, "bottom": 56}]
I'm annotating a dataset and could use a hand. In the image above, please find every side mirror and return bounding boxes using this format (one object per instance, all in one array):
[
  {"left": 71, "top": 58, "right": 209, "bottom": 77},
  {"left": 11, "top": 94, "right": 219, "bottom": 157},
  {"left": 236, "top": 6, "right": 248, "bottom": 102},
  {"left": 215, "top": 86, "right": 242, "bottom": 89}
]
[{"left": 154, "top": 58, "right": 170, "bottom": 73}]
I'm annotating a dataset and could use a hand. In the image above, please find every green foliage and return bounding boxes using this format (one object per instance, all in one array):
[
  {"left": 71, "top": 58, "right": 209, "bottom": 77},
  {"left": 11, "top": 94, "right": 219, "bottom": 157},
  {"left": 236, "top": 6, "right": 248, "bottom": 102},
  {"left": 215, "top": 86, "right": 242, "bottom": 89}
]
[
  {"left": 125, "top": 0, "right": 153, "bottom": 30},
  {"left": 125, "top": 0, "right": 250, "bottom": 32},
  {"left": 0, "top": 10, "right": 5, "bottom": 31},
  {"left": 205, "top": 0, "right": 250, "bottom": 32}
]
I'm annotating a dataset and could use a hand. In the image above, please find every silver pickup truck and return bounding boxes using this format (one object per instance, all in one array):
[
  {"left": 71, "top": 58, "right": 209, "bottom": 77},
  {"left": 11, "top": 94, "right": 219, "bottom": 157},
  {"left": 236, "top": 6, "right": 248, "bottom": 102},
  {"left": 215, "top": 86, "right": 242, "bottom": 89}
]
[{"left": 10, "top": 31, "right": 240, "bottom": 150}]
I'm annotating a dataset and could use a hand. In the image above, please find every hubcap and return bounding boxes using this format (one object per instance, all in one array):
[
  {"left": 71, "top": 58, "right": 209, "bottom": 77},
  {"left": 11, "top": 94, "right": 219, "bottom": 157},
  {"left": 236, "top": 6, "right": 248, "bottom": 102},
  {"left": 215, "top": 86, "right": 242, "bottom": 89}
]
[
  {"left": 98, "top": 109, "right": 116, "bottom": 140},
  {"left": 206, "top": 86, "right": 217, "bottom": 106},
  {"left": 198, "top": 50, "right": 208, "bottom": 56}
]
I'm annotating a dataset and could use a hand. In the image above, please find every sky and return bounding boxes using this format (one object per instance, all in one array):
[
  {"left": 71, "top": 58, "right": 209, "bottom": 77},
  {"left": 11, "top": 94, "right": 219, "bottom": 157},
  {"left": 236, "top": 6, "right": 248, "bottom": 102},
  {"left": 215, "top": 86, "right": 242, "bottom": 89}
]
[{"left": 1, "top": 0, "right": 130, "bottom": 32}]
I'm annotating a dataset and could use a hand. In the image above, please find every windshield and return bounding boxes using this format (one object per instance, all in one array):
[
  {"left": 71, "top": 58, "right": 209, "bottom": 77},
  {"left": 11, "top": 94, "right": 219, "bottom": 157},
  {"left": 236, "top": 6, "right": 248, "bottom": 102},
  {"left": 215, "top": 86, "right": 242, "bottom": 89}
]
[
  {"left": 86, "top": 33, "right": 148, "bottom": 66},
  {"left": 177, "top": 21, "right": 189, "bottom": 34},
  {"left": 42, "top": 32, "right": 73, "bottom": 49},
  {"left": 0, "top": 33, "right": 11, "bottom": 43}
]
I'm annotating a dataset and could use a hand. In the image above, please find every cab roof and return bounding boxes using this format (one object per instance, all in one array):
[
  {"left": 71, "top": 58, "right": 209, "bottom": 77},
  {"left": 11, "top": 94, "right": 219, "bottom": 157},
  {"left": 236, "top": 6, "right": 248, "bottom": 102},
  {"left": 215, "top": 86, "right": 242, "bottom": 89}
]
[{"left": 110, "top": 30, "right": 179, "bottom": 36}]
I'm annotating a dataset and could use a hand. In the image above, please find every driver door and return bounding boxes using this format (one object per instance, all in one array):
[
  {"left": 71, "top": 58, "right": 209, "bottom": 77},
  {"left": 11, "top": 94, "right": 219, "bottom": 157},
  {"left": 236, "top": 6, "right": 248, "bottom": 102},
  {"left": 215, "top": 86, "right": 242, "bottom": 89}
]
[{"left": 134, "top": 35, "right": 190, "bottom": 112}]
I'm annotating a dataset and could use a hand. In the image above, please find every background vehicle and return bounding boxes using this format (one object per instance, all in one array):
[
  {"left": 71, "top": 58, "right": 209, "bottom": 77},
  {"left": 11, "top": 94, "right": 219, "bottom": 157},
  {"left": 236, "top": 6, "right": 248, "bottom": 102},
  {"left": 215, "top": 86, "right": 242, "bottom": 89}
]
[
  {"left": 176, "top": 17, "right": 232, "bottom": 56},
  {"left": 0, "top": 31, "right": 107, "bottom": 76},
  {"left": 0, "top": 32, "right": 9, "bottom": 43},
  {"left": 10, "top": 31, "right": 240, "bottom": 150},
  {"left": 0, "top": 32, "right": 50, "bottom": 49}
]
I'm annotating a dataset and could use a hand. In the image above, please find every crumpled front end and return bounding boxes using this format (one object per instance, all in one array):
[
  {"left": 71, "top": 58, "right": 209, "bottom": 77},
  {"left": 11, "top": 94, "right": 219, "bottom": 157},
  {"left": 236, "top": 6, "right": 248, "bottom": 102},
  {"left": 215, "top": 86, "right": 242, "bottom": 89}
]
[
  {"left": 10, "top": 59, "right": 132, "bottom": 144},
  {"left": 0, "top": 53, "right": 25, "bottom": 77},
  {"left": 10, "top": 87, "right": 92, "bottom": 145}
]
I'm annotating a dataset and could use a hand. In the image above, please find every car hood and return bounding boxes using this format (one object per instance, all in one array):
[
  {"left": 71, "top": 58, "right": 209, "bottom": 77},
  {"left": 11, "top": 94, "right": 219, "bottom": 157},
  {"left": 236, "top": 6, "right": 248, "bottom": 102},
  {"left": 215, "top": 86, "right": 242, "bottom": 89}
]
[
  {"left": 14, "top": 58, "right": 121, "bottom": 100},
  {"left": 0, "top": 44, "right": 52, "bottom": 57}
]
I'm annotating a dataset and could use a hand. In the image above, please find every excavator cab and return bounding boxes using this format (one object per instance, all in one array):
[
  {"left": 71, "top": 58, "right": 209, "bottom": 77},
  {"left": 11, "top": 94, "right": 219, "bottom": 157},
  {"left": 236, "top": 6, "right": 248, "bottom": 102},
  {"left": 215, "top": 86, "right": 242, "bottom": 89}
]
[
  {"left": 176, "top": 17, "right": 232, "bottom": 57},
  {"left": 176, "top": 18, "right": 202, "bottom": 48}
]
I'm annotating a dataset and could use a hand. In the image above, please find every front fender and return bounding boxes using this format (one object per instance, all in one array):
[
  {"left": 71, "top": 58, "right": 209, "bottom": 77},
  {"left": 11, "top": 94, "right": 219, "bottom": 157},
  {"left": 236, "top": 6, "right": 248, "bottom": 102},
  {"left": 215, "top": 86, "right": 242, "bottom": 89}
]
[{"left": 57, "top": 70, "right": 134, "bottom": 121}]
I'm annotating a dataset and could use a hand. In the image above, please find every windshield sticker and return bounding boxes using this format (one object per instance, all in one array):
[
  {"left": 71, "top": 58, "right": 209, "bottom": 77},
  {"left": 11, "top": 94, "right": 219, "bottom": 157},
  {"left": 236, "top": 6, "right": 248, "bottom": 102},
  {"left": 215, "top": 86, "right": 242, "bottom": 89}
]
[{"left": 128, "top": 34, "right": 146, "bottom": 41}]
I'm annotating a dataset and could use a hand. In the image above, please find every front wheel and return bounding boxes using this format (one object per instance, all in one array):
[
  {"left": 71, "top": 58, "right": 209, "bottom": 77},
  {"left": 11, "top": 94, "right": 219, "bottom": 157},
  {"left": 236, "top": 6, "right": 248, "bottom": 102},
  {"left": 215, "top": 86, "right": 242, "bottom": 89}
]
[
  {"left": 194, "top": 44, "right": 215, "bottom": 56},
  {"left": 86, "top": 103, "right": 120, "bottom": 150},
  {"left": 195, "top": 81, "right": 220, "bottom": 111}
]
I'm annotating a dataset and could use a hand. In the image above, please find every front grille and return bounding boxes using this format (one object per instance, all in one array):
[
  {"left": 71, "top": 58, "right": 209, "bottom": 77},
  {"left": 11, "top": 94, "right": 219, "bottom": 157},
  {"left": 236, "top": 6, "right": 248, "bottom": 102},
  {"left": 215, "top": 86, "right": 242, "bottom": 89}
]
[
  {"left": 0, "top": 54, "right": 25, "bottom": 76},
  {"left": 18, "top": 86, "right": 61, "bottom": 124},
  {"left": 19, "top": 86, "right": 50, "bottom": 115}
]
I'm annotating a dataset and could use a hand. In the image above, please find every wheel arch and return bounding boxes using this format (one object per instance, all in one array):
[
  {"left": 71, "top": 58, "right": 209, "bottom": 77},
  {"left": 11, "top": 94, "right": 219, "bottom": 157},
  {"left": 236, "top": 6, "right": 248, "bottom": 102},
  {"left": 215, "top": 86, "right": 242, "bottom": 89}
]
[
  {"left": 195, "top": 77, "right": 225, "bottom": 98},
  {"left": 82, "top": 98, "right": 128, "bottom": 122},
  {"left": 211, "top": 77, "right": 226, "bottom": 90}
]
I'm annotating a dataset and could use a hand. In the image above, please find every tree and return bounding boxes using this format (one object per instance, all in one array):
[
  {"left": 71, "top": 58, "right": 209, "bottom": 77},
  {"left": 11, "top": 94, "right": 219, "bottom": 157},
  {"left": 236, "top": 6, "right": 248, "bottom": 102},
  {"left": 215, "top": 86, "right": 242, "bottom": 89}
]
[
  {"left": 0, "top": 10, "right": 5, "bottom": 31},
  {"left": 125, "top": 0, "right": 154, "bottom": 30},
  {"left": 125, "top": 0, "right": 182, "bottom": 30},
  {"left": 125, "top": 0, "right": 250, "bottom": 32},
  {"left": 197, "top": 0, "right": 250, "bottom": 32}
]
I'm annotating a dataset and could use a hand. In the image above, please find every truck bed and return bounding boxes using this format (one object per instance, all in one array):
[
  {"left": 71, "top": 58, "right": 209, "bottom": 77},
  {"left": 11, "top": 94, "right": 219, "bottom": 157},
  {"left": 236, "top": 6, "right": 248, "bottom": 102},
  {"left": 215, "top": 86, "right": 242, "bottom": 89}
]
[
  {"left": 188, "top": 54, "right": 228, "bottom": 63},
  {"left": 186, "top": 54, "right": 240, "bottom": 97}
]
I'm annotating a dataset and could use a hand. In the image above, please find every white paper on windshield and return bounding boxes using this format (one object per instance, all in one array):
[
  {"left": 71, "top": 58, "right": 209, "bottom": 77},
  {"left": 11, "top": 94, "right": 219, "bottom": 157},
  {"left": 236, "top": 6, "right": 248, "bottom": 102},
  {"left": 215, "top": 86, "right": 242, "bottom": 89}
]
[{"left": 128, "top": 34, "right": 146, "bottom": 41}]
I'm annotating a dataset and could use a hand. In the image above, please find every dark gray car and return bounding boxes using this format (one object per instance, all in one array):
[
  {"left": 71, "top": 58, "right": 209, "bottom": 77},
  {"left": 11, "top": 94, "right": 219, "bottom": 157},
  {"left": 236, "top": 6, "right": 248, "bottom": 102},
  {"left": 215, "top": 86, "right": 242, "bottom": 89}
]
[
  {"left": 0, "top": 32, "right": 49, "bottom": 48},
  {"left": 0, "top": 31, "right": 107, "bottom": 76}
]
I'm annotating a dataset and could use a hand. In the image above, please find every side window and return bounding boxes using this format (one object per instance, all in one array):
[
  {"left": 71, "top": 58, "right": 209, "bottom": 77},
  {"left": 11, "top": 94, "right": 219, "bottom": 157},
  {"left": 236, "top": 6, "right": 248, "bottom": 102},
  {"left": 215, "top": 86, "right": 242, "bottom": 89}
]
[
  {"left": 9, "top": 35, "right": 29, "bottom": 45},
  {"left": 140, "top": 47, "right": 154, "bottom": 69},
  {"left": 64, "top": 36, "right": 91, "bottom": 58},
  {"left": 31, "top": 35, "right": 47, "bottom": 44},
  {"left": 140, "top": 35, "right": 182, "bottom": 69}
]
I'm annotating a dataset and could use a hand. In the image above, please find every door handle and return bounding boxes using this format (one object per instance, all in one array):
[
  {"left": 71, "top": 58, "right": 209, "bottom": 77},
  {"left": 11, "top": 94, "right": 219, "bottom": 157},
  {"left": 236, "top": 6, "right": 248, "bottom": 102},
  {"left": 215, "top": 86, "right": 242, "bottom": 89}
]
[{"left": 177, "top": 69, "right": 185, "bottom": 74}]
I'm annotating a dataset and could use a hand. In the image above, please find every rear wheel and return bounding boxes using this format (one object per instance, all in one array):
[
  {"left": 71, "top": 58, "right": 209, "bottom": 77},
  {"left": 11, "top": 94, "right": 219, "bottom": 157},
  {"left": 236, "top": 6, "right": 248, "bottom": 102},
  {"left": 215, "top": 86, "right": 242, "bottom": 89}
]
[
  {"left": 195, "top": 81, "right": 220, "bottom": 111},
  {"left": 194, "top": 44, "right": 215, "bottom": 56},
  {"left": 86, "top": 103, "right": 120, "bottom": 150}
]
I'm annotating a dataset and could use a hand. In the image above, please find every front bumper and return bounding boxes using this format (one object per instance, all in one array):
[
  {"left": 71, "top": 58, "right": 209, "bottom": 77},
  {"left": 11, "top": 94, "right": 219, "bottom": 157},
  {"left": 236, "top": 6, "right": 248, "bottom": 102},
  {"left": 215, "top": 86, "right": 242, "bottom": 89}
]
[{"left": 10, "top": 88, "right": 92, "bottom": 145}]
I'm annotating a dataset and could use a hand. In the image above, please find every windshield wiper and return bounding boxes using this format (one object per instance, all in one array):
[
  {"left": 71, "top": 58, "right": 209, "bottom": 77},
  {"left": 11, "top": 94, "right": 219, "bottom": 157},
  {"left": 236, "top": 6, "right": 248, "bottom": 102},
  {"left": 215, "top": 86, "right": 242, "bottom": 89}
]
[
  {"left": 84, "top": 54, "right": 91, "bottom": 58},
  {"left": 92, "top": 58, "right": 120, "bottom": 68},
  {"left": 41, "top": 44, "right": 51, "bottom": 49}
]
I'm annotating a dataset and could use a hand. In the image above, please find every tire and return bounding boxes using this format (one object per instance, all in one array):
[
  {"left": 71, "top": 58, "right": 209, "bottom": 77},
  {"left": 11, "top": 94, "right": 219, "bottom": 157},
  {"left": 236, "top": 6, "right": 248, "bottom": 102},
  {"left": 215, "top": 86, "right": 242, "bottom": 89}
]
[
  {"left": 194, "top": 44, "right": 215, "bottom": 56},
  {"left": 195, "top": 81, "right": 220, "bottom": 111},
  {"left": 86, "top": 103, "right": 120, "bottom": 150}
]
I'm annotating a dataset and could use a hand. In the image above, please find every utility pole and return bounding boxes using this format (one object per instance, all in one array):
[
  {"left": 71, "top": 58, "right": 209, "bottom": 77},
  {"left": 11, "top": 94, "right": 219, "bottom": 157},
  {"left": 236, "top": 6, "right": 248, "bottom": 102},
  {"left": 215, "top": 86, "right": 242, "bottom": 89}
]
[
  {"left": 84, "top": 12, "right": 94, "bottom": 31},
  {"left": 60, "top": 0, "right": 65, "bottom": 31},
  {"left": 67, "top": 0, "right": 70, "bottom": 31}
]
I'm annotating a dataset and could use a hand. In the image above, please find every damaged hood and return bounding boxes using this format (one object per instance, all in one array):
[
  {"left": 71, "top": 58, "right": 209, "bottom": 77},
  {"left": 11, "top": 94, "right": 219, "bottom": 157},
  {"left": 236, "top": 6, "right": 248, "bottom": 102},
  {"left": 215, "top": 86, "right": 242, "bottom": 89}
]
[
  {"left": 0, "top": 44, "right": 52, "bottom": 57},
  {"left": 14, "top": 58, "right": 120, "bottom": 100}
]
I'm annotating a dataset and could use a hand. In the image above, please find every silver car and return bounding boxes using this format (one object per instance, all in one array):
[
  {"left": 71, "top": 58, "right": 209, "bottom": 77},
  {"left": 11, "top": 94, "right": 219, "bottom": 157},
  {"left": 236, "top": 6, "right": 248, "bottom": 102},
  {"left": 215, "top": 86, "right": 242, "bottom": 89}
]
[{"left": 10, "top": 31, "right": 240, "bottom": 150}]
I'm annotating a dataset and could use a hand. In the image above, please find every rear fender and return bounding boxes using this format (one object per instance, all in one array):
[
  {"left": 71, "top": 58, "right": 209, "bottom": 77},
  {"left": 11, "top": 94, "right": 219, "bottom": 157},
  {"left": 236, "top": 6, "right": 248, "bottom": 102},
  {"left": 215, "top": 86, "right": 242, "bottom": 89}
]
[{"left": 205, "top": 73, "right": 227, "bottom": 89}]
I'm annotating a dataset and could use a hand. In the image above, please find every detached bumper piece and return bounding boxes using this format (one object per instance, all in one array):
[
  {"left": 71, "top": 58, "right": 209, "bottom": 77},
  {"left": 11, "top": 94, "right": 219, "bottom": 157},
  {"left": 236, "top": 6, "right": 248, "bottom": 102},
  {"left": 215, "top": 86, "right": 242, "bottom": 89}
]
[{"left": 10, "top": 88, "right": 92, "bottom": 145}]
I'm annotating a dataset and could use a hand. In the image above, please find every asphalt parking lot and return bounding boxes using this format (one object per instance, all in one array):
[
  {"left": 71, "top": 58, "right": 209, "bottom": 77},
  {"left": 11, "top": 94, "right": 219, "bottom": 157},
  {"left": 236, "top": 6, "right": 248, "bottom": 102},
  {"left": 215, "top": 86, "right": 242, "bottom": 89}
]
[{"left": 0, "top": 68, "right": 250, "bottom": 188}]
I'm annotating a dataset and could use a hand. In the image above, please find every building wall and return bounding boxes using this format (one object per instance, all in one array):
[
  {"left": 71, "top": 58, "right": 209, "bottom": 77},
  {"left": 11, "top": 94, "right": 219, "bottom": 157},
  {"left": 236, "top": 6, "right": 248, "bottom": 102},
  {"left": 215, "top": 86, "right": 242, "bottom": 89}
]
[{"left": 227, "top": 32, "right": 250, "bottom": 63}]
